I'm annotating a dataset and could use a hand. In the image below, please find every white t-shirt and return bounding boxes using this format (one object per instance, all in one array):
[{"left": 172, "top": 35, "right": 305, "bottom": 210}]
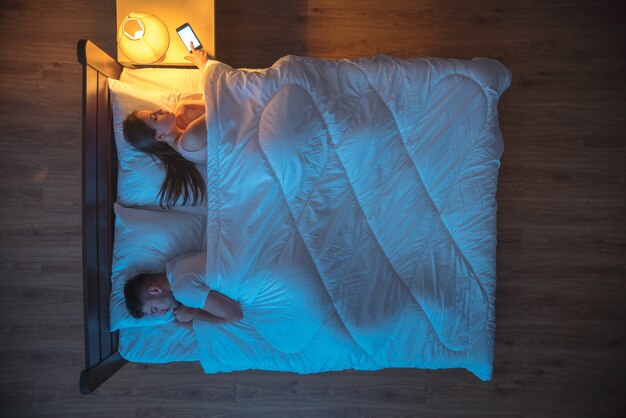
[{"left": 165, "top": 251, "right": 209, "bottom": 309}]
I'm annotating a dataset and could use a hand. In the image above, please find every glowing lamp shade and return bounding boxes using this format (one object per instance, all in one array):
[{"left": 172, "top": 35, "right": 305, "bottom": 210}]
[{"left": 118, "top": 13, "right": 170, "bottom": 64}]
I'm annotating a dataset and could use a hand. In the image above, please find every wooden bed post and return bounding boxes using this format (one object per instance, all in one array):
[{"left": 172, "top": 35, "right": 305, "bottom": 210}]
[{"left": 77, "top": 39, "right": 127, "bottom": 395}]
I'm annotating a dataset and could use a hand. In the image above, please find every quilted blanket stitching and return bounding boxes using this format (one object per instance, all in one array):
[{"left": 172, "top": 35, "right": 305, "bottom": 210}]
[
  {"left": 313, "top": 79, "right": 455, "bottom": 356},
  {"left": 344, "top": 62, "right": 474, "bottom": 352},
  {"left": 256, "top": 69, "right": 474, "bottom": 355},
  {"left": 305, "top": 72, "right": 462, "bottom": 354},
  {"left": 425, "top": 74, "right": 489, "bottom": 214},
  {"left": 205, "top": 66, "right": 227, "bottom": 286},
  {"left": 399, "top": 74, "right": 491, "bottom": 307},
  {"left": 400, "top": 74, "right": 493, "bottom": 347},
  {"left": 255, "top": 88, "right": 375, "bottom": 360},
  {"left": 202, "top": 311, "right": 385, "bottom": 369},
  {"left": 352, "top": 69, "right": 491, "bottom": 319},
  {"left": 207, "top": 58, "right": 500, "bottom": 368}
]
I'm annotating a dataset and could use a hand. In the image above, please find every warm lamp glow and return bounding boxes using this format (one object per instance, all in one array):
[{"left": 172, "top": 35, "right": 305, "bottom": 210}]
[
  {"left": 118, "top": 13, "right": 170, "bottom": 64},
  {"left": 122, "top": 18, "right": 145, "bottom": 40}
]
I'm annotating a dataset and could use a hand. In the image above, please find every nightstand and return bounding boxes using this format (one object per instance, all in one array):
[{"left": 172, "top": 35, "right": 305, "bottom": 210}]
[{"left": 116, "top": 0, "right": 215, "bottom": 67}]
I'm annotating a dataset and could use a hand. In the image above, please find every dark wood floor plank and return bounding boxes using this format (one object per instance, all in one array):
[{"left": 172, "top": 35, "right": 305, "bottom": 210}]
[{"left": 234, "top": 372, "right": 427, "bottom": 406}]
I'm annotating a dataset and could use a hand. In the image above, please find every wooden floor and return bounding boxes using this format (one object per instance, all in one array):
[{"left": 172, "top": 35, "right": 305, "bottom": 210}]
[{"left": 1, "top": 0, "right": 624, "bottom": 416}]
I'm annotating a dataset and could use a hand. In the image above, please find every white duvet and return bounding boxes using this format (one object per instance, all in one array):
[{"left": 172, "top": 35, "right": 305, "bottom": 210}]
[{"left": 195, "top": 55, "right": 510, "bottom": 380}]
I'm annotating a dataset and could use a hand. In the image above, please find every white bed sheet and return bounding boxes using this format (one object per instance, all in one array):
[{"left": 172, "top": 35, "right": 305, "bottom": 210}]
[
  {"left": 111, "top": 67, "right": 207, "bottom": 210},
  {"left": 119, "top": 66, "right": 205, "bottom": 92},
  {"left": 114, "top": 67, "right": 205, "bottom": 363}
]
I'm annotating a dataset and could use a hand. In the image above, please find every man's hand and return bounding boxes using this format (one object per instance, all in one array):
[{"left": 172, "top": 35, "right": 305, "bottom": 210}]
[
  {"left": 174, "top": 305, "right": 195, "bottom": 323},
  {"left": 173, "top": 319, "right": 194, "bottom": 331}
]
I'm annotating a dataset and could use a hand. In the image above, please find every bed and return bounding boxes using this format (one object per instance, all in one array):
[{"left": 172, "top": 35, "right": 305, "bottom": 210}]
[{"left": 77, "top": 39, "right": 511, "bottom": 394}]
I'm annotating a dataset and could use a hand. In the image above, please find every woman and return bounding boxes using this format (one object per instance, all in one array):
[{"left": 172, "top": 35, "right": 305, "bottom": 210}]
[{"left": 122, "top": 46, "right": 211, "bottom": 208}]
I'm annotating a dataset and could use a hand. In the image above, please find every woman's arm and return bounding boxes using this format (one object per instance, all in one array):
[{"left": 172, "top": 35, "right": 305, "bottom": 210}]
[
  {"left": 184, "top": 43, "right": 210, "bottom": 70},
  {"left": 179, "top": 115, "right": 207, "bottom": 152},
  {"left": 174, "top": 100, "right": 205, "bottom": 131},
  {"left": 175, "top": 98, "right": 205, "bottom": 115},
  {"left": 178, "top": 98, "right": 204, "bottom": 107}
]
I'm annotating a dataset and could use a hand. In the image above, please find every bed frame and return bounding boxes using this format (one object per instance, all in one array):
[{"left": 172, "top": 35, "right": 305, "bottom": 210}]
[{"left": 77, "top": 39, "right": 127, "bottom": 395}]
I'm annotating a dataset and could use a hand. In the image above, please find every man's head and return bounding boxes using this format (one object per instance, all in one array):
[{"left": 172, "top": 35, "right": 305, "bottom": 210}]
[{"left": 124, "top": 272, "right": 177, "bottom": 318}]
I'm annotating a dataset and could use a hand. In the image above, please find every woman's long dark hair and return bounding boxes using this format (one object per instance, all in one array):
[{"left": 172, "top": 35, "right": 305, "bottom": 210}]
[{"left": 123, "top": 111, "right": 205, "bottom": 208}]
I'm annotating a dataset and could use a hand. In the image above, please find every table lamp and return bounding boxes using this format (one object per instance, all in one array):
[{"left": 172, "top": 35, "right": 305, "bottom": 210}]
[{"left": 118, "top": 12, "right": 170, "bottom": 64}]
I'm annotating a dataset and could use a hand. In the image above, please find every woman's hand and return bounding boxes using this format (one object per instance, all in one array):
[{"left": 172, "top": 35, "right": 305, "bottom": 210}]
[{"left": 184, "top": 42, "right": 209, "bottom": 70}]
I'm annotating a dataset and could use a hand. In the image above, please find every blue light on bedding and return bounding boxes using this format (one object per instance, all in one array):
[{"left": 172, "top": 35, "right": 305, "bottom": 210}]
[{"left": 193, "top": 55, "right": 511, "bottom": 380}]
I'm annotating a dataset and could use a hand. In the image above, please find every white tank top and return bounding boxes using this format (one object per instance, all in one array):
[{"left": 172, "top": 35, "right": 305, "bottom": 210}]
[
  {"left": 173, "top": 105, "right": 207, "bottom": 164},
  {"left": 176, "top": 140, "right": 207, "bottom": 164}
]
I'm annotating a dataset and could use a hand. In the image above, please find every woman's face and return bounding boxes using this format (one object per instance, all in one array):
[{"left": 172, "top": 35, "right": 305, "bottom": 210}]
[{"left": 137, "top": 109, "right": 176, "bottom": 141}]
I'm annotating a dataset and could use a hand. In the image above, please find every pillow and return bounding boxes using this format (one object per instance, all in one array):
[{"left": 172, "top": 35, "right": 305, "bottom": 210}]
[
  {"left": 108, "top": 78, "right": 206, "bottom": 210},
  {"left": 118, "top": 324, "right": 199, "bottom": 363},
  {"left": 119, "top": 67, "right": 205, "bottom": 92},
  {"left": 110, "top": 202, "right": 206, "bottom": 330}
]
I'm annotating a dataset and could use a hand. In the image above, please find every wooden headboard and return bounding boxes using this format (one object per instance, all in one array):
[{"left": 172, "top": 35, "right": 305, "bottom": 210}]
[{"left": 77, "top": 39, "right": 127, "bottom": 395}]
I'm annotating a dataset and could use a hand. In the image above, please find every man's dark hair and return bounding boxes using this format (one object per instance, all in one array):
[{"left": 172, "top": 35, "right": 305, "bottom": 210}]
[{"left": 124, "top": 273, "right": 153, "bottom": 319}]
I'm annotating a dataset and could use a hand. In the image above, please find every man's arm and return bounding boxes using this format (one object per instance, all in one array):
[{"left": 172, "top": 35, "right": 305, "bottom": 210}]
[
  {"left": 174, "top": 293, "right": 243, "bottom": 324},
  {"left": 169, "top": 251, "right": 242, "bottom": 323},
  {"left": 192, "top": 308, "right": 231, "bottom": 323},
  {"left": 203, "top": 292, "right": 243, "bottom": 323},
  {"left": 174, "top": 305, "right": 230, "bottom": 324}
]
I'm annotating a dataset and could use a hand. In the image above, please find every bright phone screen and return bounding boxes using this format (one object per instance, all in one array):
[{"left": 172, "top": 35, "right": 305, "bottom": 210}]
[{"left": 177, "top": 25, "right": 201, "bottom": 51}]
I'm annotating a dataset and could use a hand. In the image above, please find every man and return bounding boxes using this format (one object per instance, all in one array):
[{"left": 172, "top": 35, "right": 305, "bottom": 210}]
[{"left": 124, "top": 251, "right": 243, "bottom": 326}]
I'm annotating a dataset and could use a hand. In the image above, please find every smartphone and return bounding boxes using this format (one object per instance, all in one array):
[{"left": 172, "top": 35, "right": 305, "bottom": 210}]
[{"left": 176, "top": 23, "right": 202, "bottom": 52}]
